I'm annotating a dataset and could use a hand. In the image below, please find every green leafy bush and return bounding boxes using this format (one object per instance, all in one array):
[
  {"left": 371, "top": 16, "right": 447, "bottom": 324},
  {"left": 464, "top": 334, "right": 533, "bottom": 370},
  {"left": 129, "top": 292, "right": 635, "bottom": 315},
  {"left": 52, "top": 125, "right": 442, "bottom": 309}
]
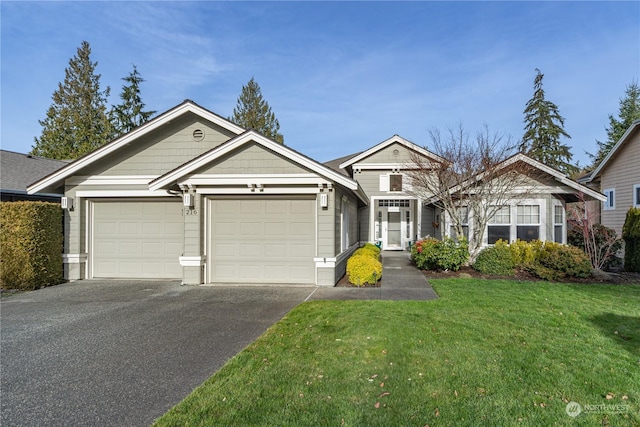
[
  {"left": 346, "top": 253, "right": 382, "bottom": 286},
  {"left": 362, "top": 243, "right": 381, "bottom": 256},
  {"left": 473, "top": 241, "right": 515, "bottom": 276},
  {"left": 1, "top": 201, "right": 64, "bottom": 290},
  {"left": 411, "top": 238, "right": 440, "bottom": 270},
  {"left": 533, "top": 242, "right": 592, "bottom": 280},
  {"left": 508, "top": 239, "right": 543, "bottom": 268},
  {"left": 411, "top": 237, "right": 469, "bottom": 271},
  {"left": 623, "top": 208, "right": 640, "bottom": 272},
  {"left": 353, "top": 246, "right": 380, "bottom": 259}
]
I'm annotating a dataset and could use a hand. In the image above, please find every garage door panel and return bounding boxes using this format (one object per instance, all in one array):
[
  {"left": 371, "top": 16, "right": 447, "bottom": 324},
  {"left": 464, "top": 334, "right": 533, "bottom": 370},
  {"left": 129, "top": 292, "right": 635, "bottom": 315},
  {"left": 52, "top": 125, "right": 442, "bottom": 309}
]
[
  {"left": 264, "top": 222, "right": 286, "bottom": 235},
  {"left": 242, "top": 222, "right": 262, "bottom": 235},
  {"left": 93, "top": 200, "right": 183, "bottom": 279},
  {"left": 210, "top": 198, "right": 315, "bottom": 284}
]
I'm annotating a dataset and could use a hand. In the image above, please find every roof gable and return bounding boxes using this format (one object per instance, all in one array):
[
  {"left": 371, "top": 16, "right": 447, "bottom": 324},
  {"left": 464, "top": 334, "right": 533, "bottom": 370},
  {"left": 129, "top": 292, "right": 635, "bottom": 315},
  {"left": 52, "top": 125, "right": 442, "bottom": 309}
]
[
  {"left": 338, "top": 135, "right": 446, "bottom": 169},
  {"left": 194, "top": 141, "right": 314, "bottom": 175},
  {"left": 27, "top": 100, "right": 244, "bottom": 194},
  {"left": 585, "top": 119, "right": 640, "bottom": 182},
  {"left": 149, "top": 130, "right": 361, "bottom": 193},
  {"left": 469, "top": 153, "right": 605, "bottom": 201}
]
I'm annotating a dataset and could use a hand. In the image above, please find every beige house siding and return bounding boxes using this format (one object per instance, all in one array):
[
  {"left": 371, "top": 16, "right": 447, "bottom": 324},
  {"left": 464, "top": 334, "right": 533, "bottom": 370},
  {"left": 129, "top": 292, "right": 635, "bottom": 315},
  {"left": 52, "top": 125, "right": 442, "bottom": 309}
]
[
  {"left": 196, "top": 142, "right": 311, "bottom": 175},
  {"left": 94, "top": 115, "right": 237, "bottom": 176},
  {"left": 358, "top": 142, "right": 419, "bottom": 164},
  {"left": 599, "top": 131, "right": 640, "bottom": 236},
  {"left": 358, "top": 206, "right": 370, "bottom": 242}
]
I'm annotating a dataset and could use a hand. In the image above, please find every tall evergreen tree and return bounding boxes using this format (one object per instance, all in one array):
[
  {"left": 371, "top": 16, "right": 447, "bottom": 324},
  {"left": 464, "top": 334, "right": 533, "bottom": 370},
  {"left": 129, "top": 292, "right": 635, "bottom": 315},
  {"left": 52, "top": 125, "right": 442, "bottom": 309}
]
[
  {"left": 31, "top": 41, "right": 113, "bottom": 160},
  {"left": 230, "top": 77, "right": 284, "bottom": 143},
  {"left": 520, "top": 69, "right": 576, "bottom": 175},
  {"left": 110, "top": 65, "right": 156, "bottom": 137},
  {"left": 591, "top": 81, "right": 640, "bottom": 165}
]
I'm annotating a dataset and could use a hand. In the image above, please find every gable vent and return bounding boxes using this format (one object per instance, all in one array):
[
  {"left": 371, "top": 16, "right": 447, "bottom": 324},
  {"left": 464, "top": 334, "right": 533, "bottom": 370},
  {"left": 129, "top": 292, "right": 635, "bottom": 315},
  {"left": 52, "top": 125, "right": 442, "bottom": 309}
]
[{"left": 192, "top": 129, "right": 205, "bottom": 141}]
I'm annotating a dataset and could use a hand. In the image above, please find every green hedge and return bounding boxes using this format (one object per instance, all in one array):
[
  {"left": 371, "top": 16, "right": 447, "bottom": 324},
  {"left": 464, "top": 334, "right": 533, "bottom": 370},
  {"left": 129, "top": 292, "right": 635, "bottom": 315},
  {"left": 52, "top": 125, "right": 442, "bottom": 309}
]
[
  {"left": 472, "top": 239, "right": 592, "bottom": 281},
  {"left": 623, "top": 208, "right": 640, "bottom": 272},
  {"left": 473, "top": 241, "right": 515, "bottom": 276},
  {"left": 1, "top": 201, "right": 64, "bottom": 290},
  {"left": 411, "top": 237, "right": 469, "bottom": 271}
]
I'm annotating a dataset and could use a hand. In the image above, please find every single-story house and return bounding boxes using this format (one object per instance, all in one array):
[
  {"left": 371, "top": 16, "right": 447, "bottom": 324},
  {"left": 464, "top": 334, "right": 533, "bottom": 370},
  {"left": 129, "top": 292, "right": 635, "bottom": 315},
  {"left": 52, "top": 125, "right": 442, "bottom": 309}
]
[
  {"left": 28, "top": 100, "right": 605, "bottom": 285},
  {"left": 579, "top": 119, "right": 640, "bottom": 237},
  {"left": 1, "top": 150, "right": 68, "bottom": 202}
]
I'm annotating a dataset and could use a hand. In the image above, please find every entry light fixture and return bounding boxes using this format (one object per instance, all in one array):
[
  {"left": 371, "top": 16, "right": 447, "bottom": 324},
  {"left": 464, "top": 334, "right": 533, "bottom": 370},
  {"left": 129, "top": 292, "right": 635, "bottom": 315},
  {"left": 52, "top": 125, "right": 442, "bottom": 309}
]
[
  {"left": 61, "top": 196, "right": 73, "bottom": 210},
  {"left": 320, "top": 193, "right": 328, "bottom": 208},
  {"left": 183, "top": 193, "right": 194, "bottom": 208}
]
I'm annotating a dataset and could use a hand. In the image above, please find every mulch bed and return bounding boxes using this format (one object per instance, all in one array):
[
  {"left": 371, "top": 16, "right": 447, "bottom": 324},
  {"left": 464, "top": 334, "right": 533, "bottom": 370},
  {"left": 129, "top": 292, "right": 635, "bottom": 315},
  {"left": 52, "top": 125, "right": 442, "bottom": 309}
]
[
  {"left": 421, "top": 265, "right": 640, "bottom": 285},
  {"left": 337, "top": 266, "right": 640, "bottom": 287},
  {"left": 335, "top": 275, "right": 381, "bottom": 287}
]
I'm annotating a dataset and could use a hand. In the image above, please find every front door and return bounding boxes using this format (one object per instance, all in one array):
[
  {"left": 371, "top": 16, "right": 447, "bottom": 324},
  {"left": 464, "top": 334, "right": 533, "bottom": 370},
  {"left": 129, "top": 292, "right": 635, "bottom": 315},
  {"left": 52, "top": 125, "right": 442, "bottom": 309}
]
[{"left": 387, "top": 211, "right": 402, "bottom": 248}]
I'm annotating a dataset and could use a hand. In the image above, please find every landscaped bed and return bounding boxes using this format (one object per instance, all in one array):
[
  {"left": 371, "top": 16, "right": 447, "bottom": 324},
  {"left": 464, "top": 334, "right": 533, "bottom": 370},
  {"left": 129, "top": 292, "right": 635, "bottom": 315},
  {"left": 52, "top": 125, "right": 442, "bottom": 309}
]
[{"left": 153, "top": 279, "right": 639, "bottom": 426}]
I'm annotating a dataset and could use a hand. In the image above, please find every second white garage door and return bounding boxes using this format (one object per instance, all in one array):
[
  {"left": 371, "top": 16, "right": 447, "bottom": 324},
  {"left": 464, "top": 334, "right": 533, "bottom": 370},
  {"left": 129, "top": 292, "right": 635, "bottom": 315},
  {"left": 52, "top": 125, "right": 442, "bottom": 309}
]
[
  {"left": 209, "top": 197, "right": 315, "bottom": 284},
  {"left": 92, "top": 200, "right": 183, "bottom": 279}
]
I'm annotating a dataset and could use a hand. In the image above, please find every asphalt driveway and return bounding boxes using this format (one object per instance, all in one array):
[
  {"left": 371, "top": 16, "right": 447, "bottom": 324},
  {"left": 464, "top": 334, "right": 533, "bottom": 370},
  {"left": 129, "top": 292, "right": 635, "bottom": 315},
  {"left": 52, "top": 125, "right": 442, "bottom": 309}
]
[{"left": 1, "top": 280, "right": 314, "bottom": 427}]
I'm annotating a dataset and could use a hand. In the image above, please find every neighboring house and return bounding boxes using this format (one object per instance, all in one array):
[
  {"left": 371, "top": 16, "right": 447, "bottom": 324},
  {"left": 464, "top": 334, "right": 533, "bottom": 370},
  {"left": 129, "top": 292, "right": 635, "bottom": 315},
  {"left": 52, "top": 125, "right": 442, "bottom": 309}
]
[
  {"left": 579, "top": 119, "right": 640, "bottom": 237},
  {"left": 1, "top": 150, "right": 68, "bottom": 202},
  {"left": 28, "top": 100, "right": 605, "bottom": 286}
]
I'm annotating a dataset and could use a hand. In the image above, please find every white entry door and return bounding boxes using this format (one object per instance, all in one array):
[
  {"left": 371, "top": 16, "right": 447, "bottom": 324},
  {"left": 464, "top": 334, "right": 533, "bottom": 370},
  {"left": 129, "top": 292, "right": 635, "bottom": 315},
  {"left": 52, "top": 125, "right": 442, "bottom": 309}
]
[
  {"left": 387, "top": 211, "right": 402, "bottom": 248},
  {"left": 376, "top": 200, "right": 413, "bottom": 250}
]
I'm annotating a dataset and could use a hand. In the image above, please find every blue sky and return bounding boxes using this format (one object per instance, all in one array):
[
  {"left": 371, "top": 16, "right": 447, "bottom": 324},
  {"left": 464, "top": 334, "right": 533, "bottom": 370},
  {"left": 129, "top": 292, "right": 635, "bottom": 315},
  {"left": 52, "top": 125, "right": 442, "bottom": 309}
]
[{"left": 2, "top": 1, "right": 639, "bottom": 167}]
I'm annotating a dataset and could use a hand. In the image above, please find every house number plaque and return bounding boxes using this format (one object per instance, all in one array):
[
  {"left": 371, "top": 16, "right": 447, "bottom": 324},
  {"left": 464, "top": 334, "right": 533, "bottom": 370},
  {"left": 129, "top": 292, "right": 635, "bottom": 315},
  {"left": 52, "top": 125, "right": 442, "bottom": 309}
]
[{"left": 184, "top": 209, "right": 198, "bottom": 215}]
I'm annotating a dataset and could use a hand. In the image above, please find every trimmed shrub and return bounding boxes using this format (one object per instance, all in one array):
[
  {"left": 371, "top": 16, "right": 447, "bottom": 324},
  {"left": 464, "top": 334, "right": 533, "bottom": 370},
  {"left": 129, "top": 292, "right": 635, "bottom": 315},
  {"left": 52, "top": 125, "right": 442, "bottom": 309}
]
[
  {"left": 346, "top": 253, "right": 382, "bottom": 286},
  {"left": 473, "top": 241, "right": 515, "bottom": 276},
  {"left": 411, "top": 238, "right": 440, "bottom": 270},
  {"left": 362, "top": 243, "right": 381, "bottom": 257},
  {"left": 508, "top": 239, "right": 543, "bottom": 268},
  {"left": 411, "top": 237, "right": 469, "bottom": 271},
  {"left": 1, "top": 201, "right": 64, "bottom": 290},
  {"left": 533, "top": 241, "right": 592, "bottom": 280},
  {"left": 437, "top": 237, "right": 469, "bottom": 271},
  {"left": 353, "top": 246, "right": 380, "bottom": 259},
  {"left": 623, "top": 208, "right": 640, "bottom": 272}
]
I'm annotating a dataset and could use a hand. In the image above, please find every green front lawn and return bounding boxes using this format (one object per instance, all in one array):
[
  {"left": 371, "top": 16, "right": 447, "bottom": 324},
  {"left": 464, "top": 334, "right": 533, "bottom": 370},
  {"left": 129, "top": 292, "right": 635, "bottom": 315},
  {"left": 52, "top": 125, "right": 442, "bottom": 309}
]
[{"left": 154, "top": 280, "right": 639, "bottom": 426}]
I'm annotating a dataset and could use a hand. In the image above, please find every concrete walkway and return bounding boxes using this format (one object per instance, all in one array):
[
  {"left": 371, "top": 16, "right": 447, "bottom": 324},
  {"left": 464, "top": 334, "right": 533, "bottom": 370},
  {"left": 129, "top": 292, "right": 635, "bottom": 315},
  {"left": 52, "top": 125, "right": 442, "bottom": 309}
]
[{"left": 307, "top": 250, "right": 439, "bottom": 301}]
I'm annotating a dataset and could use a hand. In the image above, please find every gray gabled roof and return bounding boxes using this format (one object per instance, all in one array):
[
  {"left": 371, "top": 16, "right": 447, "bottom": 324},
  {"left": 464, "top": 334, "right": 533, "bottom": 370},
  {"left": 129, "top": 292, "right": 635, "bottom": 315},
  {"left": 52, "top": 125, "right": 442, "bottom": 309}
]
[
  {"left": 1, "top": 150, "right": 69, "bottom": 195},
  {"left": 323, "top": 152, "right": 362, "bottom": 177}
]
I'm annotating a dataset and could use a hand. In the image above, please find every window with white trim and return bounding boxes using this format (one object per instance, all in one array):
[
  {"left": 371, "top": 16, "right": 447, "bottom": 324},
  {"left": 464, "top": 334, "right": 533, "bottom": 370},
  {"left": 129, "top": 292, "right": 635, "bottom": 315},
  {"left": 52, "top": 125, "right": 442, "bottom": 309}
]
[
  {"left": 375, "top": 210, "right": 382, "bottom": 240},
  {"left": 390, "top": 174, "right": 403, "bottom": 192},
  {"left": 488, "top": 206, "right": 510, "bottom": 244},
  {"left": 553, "top": 205, "right": 564, "bottom": 243},
  {"left": 634, "top": 184, "right": 640, "bottom": 208},
  {"left": 516, "top": 205, "right": 540, "bottom": 242},
  {"left": 450, "top": 206, "right": 469, "bottom": 242},
  {"left": 341, "top": 198, "right": 349, "bottom": 251},
  {"left": 603, "top": 188, "right": 615, "bottom": 210}
]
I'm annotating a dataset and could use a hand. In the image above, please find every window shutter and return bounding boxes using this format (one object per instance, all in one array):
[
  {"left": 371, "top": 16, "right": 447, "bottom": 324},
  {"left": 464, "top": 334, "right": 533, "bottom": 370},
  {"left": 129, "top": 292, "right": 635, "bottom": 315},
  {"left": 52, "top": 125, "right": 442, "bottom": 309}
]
[{"left": 380, "top": 175, "right": 390, "bottom": 192}]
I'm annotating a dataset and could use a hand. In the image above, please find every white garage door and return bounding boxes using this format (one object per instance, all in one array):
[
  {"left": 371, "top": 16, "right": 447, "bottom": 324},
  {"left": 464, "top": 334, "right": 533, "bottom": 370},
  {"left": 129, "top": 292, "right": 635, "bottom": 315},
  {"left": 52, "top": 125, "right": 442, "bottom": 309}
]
[
  {"left": 209, "top": 197, "right": 315, "bottom": 284},
  {"left": 92, "top": 200, "right": 183, "bottom": 279}
]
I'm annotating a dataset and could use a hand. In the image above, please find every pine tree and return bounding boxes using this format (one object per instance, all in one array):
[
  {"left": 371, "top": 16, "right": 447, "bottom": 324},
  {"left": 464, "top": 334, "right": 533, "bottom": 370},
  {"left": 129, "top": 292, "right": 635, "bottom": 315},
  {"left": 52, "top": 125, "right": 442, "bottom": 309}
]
[
  {"left": 230, "top": 77, "right": 284, "bottom": 143},
  {"left": 110, "top": 65, "right": 156, "bottom": 137},
  {"left": 521, "top": 69, "right": 577, "bottom": 175},
  {"left": 31, "top": 41, "right": 113, "bottom": 160},
  {"left": 592, "top": 81, "right": 640, "bottom": 165}
]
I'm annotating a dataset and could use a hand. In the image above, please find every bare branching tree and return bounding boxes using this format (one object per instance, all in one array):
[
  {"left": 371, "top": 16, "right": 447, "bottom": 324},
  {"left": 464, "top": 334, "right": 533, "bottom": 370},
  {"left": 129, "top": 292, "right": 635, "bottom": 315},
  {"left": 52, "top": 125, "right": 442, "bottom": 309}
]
[
  {"left": 566, "top": 192, "right": 622, "bottom": 271},
  {"left": 406, "top": 124, "right": 537, "bottom": 259}
]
